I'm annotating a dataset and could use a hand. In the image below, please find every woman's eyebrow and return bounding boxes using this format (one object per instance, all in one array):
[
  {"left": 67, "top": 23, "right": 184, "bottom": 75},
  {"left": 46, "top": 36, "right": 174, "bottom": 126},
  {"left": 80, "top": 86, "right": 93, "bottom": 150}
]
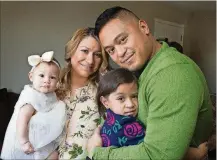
[{"left": 80, "top": 46, "right": 89, "bottom": 49}]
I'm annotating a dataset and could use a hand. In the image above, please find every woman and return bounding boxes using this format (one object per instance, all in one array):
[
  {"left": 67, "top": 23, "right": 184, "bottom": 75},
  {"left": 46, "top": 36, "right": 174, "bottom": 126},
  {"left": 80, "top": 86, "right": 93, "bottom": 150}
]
[{"left": 57, "top": 27, "right": 108, "bottom": 159}]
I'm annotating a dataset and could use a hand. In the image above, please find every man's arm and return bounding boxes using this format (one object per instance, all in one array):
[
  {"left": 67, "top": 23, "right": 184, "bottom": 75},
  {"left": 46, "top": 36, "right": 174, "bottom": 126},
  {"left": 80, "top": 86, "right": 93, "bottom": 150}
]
[{"left": 93, "top": 64, "right": 203, "bottom": 159}]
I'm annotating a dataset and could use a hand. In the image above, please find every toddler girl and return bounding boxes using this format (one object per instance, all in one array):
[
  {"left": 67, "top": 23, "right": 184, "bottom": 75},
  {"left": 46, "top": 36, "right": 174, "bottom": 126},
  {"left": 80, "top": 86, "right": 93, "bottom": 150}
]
[{"left": 96, "top": 68, "right": 144, "bottom": 147}]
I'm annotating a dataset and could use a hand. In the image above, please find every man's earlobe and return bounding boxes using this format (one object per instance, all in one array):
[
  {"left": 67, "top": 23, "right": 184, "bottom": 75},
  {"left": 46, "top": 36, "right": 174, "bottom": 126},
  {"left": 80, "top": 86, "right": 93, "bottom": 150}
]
[{"left": 139, "top": 20, "right": 150, "bottom": 35}]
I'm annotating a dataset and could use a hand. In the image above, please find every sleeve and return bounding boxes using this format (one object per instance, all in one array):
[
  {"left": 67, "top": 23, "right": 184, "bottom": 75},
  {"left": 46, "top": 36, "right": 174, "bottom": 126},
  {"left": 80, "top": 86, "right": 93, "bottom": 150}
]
[
  {"left": 15, "top": 89, "right": 39, "bottom": 111},
  {"left": 93, "top": 64, "right": 204, "bottom": 160}
]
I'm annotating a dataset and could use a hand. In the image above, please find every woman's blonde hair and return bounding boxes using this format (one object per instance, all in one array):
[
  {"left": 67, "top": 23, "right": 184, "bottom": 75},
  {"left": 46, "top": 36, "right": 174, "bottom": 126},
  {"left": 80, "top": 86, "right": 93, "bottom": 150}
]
[{"left": 57, "top": 27, "right": 108, "bottom": 99}]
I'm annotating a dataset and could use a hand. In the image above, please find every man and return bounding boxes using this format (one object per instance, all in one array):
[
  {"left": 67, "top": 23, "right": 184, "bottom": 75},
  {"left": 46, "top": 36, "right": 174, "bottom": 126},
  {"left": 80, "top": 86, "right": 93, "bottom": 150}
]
[{"left": 88, "top": 6, "right": 212, "bottom": 159}]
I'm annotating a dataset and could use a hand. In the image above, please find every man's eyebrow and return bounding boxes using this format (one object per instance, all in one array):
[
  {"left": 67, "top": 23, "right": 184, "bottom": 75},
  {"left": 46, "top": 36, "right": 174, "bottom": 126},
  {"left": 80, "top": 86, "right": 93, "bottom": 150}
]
[
  {"left": 104, "top": 33, "right": 125, "bottom": 50},
  {"left": 114, "top": 33, "right": 125, "bottom": 42}
]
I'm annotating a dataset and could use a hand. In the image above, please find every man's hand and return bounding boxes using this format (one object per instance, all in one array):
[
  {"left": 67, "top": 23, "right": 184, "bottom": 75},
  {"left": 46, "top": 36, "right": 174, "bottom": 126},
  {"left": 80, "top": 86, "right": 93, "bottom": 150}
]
[
  {"left": 184, "top": 142, "right": 208, "bottom": 160},
  {"left": 197, "top": 142, "right": 208, "bottom": 160},
  {"left": 87, "top": 126, "right": 102, "bottom": 158}
]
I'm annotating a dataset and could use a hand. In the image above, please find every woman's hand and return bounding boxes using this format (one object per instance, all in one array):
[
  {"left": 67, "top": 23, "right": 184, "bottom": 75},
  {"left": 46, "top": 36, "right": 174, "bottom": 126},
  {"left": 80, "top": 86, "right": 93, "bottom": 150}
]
[{"left": 87, "top": 126, "right": 102, "bottom": 158}]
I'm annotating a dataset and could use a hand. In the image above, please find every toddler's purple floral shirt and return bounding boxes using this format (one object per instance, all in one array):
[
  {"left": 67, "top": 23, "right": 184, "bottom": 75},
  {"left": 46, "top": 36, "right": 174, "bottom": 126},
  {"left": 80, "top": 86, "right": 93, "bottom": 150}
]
[{"left": 100, "top": 109, "right": 145, "bottom": 147}]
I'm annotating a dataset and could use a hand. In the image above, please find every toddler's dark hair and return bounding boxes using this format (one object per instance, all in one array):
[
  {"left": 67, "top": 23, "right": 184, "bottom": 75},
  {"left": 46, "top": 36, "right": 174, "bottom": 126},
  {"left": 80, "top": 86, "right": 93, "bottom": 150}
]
[{"left": 96, "top": 68, "right": 137, "bottom": 117}]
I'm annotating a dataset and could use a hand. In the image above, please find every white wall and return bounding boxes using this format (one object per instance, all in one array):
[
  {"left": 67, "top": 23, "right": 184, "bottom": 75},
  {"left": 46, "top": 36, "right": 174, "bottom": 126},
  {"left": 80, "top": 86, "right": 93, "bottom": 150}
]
[
  {"left": 0, "top": 1, "right": 215, "bottom": 94},
  {"left": 188, "top": 11, "right": 216, "bottom": 93}
]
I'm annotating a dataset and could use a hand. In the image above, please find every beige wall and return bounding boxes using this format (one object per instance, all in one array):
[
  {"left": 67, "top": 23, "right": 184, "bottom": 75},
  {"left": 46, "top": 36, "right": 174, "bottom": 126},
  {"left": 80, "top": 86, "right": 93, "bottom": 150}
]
[
  {"left": 0, "top": 1, "right": 215, "bottom": 93},
  {"left": 188, "top": 11, "right": 216, "bottom": 93}
]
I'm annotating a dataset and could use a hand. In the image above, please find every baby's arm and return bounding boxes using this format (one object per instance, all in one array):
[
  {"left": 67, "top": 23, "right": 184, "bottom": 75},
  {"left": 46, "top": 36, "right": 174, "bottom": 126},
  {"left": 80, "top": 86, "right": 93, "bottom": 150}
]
[
  {"left": 184, "top": 142, "right": 208, "bottom": 160},
  {"left": 17, "top": 104, "right": 35, "bottom": 154}
]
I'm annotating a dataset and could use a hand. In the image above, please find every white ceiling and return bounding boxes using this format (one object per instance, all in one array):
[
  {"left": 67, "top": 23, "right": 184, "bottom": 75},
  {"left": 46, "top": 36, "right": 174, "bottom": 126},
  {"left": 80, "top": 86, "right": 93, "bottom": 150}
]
[{"left": 164, "top": 1, "right": 216, "bottom": 12}]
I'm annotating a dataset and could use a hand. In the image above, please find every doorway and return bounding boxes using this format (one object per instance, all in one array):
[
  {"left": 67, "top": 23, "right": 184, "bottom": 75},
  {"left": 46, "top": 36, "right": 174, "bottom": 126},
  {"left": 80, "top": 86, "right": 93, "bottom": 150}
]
[{"left": 154, "top": 18, "right": 185, "bottom": 46}]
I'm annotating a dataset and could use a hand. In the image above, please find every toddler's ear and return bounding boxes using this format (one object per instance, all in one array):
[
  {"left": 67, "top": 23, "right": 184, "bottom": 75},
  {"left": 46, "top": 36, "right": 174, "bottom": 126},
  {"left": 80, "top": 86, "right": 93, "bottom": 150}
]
[
  {"left": 28, "top": 72, "right": 33, "bottom": 82},
  {"left": 100, "top": 96, "right": 109, "bottom": 109}
]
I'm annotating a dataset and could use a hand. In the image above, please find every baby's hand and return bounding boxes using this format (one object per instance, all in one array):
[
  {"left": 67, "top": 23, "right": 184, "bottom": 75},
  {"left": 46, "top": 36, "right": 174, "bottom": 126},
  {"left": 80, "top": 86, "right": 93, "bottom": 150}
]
[{"left": 21, "top": 141, "right": 34, "bottom": 154}]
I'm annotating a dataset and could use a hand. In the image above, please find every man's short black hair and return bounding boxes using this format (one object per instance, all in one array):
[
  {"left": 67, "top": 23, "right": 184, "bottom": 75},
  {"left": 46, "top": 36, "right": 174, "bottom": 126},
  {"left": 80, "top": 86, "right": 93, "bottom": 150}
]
[{"left": 95, "top": 6, "right": 139, "bottom": 37}]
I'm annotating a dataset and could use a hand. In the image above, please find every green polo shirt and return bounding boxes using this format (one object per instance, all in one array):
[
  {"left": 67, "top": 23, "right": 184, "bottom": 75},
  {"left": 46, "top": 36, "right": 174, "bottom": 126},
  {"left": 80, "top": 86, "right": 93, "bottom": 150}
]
[{"left": 93, "top": 42, "right": 212, "bottom": 159}]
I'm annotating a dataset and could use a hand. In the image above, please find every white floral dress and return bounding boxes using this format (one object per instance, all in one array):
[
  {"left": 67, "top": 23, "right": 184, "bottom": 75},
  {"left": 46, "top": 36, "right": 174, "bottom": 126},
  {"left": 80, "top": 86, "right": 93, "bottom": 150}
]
[
  {"left": 58, "top": 82, "right": 100, "bottom": 160},
  {"left": 1, "top": 85, "right": 66, "bottom": 160}
]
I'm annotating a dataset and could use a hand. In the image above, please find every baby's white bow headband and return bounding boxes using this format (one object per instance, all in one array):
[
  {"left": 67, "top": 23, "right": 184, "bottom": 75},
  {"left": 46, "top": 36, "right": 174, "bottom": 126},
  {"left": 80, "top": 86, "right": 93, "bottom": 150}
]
[{"left": 28, "top": 51, "right": 60, "bottom": 72}]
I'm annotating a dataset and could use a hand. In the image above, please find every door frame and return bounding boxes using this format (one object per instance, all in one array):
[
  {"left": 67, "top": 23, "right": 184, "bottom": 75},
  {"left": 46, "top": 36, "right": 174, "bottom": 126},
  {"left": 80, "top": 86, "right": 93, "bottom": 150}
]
[{"left": 154, "top": 18, "right": 185, "bottom": 46}]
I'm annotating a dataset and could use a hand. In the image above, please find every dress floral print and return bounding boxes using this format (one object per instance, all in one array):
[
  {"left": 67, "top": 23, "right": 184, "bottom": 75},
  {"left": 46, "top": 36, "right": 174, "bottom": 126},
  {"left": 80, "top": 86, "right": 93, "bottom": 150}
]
[{"left": 59, "top": 82, "right": 100, "bottom": 160}]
